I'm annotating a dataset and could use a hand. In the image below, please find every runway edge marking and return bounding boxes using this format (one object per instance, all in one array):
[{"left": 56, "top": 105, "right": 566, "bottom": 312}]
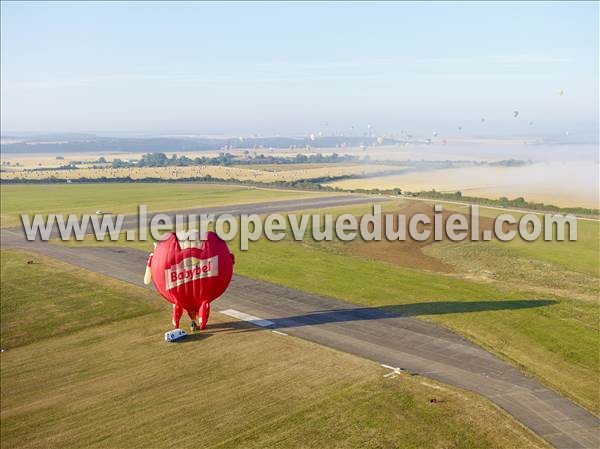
[{"left": 220, "top": 309, "right": 275, "bottom": 328}]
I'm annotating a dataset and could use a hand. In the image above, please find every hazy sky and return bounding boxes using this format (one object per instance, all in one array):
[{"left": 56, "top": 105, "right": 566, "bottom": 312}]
[{"left": 1, "top": 1, "right": 598, "bottom": 136}]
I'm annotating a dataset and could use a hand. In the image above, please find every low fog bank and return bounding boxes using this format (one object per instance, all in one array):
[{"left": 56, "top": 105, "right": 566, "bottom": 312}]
[{"left": 331, "top": 144, "right": 599, "bottom": 209}]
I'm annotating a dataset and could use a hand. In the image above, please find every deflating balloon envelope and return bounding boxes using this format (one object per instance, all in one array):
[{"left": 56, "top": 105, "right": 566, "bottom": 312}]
[{"left": 145, "top": 231, "right": 234, "bottom": 330}]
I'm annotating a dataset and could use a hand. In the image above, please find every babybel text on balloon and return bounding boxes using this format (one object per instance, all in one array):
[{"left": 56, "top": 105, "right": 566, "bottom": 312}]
[{"left": 164, "top": 256, "right": 219, "bottom": 290}]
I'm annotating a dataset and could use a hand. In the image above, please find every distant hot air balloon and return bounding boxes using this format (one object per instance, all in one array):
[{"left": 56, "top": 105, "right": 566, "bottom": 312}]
[
  {"left": 481, "top": 117, "right": 486, "bottom": 123},
  {"left": 145, "top": 231, "right": 234, "bottom": 332},
  {"left": 513, "top": 110, "right": 519, "bottom": 118},
  {"left": 457, "top": 126, "right": 463, "bottom": 131}
]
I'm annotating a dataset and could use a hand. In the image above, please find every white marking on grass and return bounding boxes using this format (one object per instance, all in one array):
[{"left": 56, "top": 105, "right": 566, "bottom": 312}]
[
  {"left": 271, "top": 330, "right": 288, "bottom": 336},
  {"left": 381, "top": 364, "right": 404, "bottom": 378},
  {"left": 220, "top": 309, "right": 275, "bottom": 328}
]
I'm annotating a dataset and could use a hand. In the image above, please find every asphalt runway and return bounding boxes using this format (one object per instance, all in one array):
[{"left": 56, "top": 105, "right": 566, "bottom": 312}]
[
  {"left": 2, "top": 196, "right": 598, "bottom": 449},
  {"left": 16, "top": 193, "right": 385, "bottom": 240}
]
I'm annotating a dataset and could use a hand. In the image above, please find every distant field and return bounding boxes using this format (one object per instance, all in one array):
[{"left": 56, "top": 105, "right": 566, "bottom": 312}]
[
  {"left": 59, "top": 197, "right": 600, "bottom": 414},
  {"left": 0, "top": 183, "right": 325, "bottom": 227},
  {"left": 0, "top": 249, "right": 547, "bottom": 449},
  {"left": 0, "top": 151, "right": 216, "bottom": 169},
  {"left": 0, "top": 163, "right": 392, "bottom": 184},
  {"left": 242, "top": 162, "right": 361, "bottom": 171}
]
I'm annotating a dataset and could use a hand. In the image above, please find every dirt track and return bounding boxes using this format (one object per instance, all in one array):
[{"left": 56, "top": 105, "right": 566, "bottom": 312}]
[{"left": 348, "top": 201, "right": 512, "bottom": 273}]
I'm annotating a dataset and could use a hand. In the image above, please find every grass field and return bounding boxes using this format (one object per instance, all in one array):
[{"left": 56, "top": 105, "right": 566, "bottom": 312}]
[
  {"left": 56, "top": 193, "right": 599, "bottom": 414},
  {"left": 3, "top": 183, "right": 598, "bottom": 446},
  {"left": 411, "top": 198, "right": 599, "bottom": 277},
  {"left": 0, "top": 249, "right": 547, "bottom": 449},
  {"left": 0, "top": 250, "right": 162, "bottom": 348},
  {"left": 0, "top": 183, "right": 325, "bottom": 227},
  {"left": 227, "top": 232, "right": 599, "bottom": 415},
  {"left": 270, "top": 200, "right": 600, "bottom": 413}
]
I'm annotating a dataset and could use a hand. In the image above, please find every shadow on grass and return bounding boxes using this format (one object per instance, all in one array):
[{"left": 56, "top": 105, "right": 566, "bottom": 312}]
[{"left": 214, "top": 299, "right": 557, "bottom": 331}]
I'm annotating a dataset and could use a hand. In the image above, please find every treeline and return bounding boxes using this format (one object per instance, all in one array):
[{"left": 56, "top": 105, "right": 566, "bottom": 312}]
[
  {"left": 28, "top": 164, "right": 79, "bottom": 171},
  {"left": 111, "top": 152, "right": 359, "bottom": 168},
  {"left": 0, "top": 174, "right": 343, "bottom": 192},
  {"left": 239, "top": 152, "right": 358, "bottom": 165},
  {"left": 487, "top": 159, "right": 533, "bottom": 167},
  {"left": 406, "top": 190, "right": 599, "bottom": 216}
]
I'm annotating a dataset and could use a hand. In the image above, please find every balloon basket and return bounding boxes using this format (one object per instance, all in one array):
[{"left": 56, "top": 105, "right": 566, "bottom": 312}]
[{"left": 164, "top": 329, "right": 187, "bottom": 342}]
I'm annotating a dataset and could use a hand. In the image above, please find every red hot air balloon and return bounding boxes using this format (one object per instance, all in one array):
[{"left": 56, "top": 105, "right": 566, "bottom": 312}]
[{"left": 144, "top": 231, "right": 234, "bottom": 331}]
